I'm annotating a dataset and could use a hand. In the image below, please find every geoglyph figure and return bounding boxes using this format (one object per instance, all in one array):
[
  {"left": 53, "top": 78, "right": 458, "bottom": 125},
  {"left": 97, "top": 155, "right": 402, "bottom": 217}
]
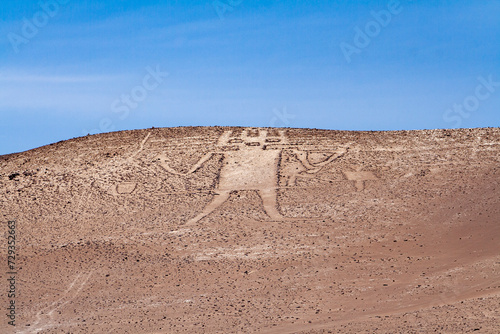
[{"left": 158, "top": 129, "right": 347, "bottom": 225}]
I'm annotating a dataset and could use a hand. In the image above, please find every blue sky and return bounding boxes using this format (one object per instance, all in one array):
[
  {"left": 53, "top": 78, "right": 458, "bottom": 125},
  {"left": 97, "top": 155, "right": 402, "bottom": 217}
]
[{"left": 1, "top": 0, "right": 499, "bottom": 155}]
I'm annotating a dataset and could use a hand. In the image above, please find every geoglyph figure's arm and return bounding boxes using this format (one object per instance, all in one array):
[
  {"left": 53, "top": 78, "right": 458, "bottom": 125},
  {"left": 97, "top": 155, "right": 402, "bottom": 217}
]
[
  {"left": 157, "top": 152, "right": 215, "bottom": 176},
  {"left": 293, "top": 147, "right": 348, "bottom": 174},
  {"left": 186, "top": 152, "right": 215, "bottom": 174}
]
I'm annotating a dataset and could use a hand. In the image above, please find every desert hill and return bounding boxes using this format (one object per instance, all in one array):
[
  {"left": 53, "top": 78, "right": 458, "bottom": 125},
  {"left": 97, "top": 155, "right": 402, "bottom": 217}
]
[{"left": 1, "top": 126, "right": 499, "bottom": 333}]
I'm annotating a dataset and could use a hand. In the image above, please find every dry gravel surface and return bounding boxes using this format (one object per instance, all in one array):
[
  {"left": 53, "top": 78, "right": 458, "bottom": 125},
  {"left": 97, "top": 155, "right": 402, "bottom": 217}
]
[{"left": 1, "top": 126, "right": 499, "bottom": 333}]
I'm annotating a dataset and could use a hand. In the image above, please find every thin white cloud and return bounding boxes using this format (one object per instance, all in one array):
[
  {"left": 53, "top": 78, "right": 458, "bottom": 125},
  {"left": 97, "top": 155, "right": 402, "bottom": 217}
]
[
  {"left": 0, "top": 86, "right": 110, "bottom": 112},
  {"left": 0, "top": 72, "right": 122, "bottom": 112},
  {"left": 0, "top": 73, "right": 119, "bottom": 83}
]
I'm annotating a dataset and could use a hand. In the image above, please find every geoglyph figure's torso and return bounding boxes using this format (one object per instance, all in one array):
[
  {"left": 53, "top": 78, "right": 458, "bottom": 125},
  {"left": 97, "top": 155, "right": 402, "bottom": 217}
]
[{"left": 218, "top": 149, "right": 280, "bottom": 191}]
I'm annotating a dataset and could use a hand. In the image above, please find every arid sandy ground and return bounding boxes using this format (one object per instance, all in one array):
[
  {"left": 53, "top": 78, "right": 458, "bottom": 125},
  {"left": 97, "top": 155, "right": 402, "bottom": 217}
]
[{"left": 1, "top": 126, "right": 499, "bottom": 333}]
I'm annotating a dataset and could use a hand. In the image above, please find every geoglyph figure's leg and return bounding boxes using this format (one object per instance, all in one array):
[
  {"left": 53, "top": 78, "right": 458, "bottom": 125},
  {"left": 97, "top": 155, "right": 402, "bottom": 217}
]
[
  {"left": 185, "top": 190, "right": 231, "bottom": 225},
  {"left": 258, "top": 188, "right": 284, "bottom": 220}
]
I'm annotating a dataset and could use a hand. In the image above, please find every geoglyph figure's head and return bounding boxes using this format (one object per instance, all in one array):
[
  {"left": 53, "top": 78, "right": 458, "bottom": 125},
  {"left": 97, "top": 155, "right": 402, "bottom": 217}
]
[{"left": 217, "top": 128, "right": 288, "bottom": 150}]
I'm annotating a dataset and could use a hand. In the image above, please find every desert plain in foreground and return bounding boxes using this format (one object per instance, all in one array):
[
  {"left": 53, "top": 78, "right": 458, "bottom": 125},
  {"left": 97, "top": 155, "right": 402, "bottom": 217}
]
[{"left": 1, "top": 126, "right": 499, "bottom": 333}]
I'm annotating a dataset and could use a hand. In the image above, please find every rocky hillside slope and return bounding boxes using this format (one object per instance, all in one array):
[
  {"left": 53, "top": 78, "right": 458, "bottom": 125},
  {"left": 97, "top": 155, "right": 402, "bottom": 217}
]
[{"left": 1, "top": 127, "right": 499, "bottom": 333}]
